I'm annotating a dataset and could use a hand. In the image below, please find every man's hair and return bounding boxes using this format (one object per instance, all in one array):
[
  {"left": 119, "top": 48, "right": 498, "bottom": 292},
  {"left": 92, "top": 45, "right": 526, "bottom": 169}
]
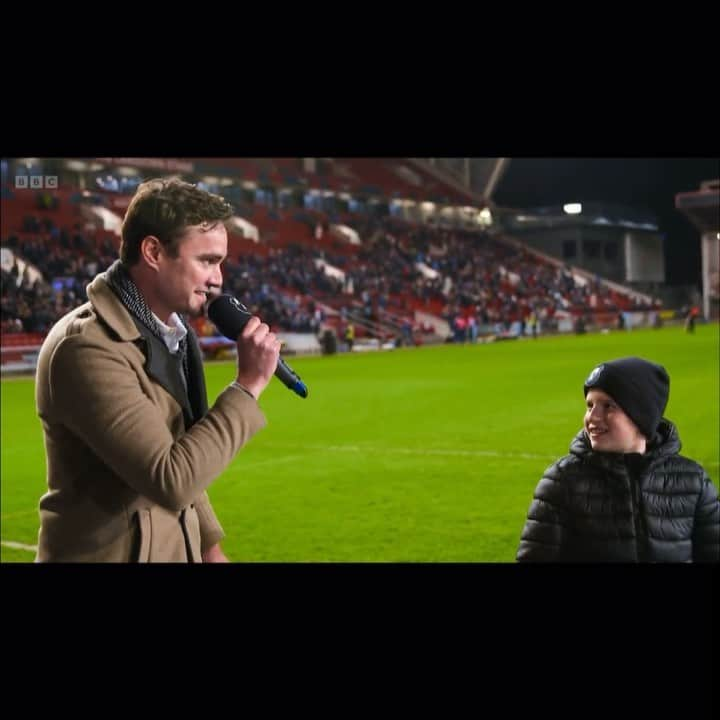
[{"left": 120, "top": 178, "right": 234, "bottom": 265}]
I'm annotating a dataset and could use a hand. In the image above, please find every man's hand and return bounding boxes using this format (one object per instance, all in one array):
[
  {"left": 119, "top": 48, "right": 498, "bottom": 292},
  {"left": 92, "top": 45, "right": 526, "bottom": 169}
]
[
  {"left": 202, "top": 543, "right": 230, "bottom": 563},
  {"left": 235, "top": 315, "right": 281, "bottom": 399}
]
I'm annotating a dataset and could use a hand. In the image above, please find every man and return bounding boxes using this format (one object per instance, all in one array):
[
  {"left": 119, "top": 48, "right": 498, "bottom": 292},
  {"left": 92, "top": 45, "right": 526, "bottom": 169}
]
[
  {"left": 344, "top": 321, "right": 354, "bottom": 352},
  {"left": 35, "top": 178, "right": 280, "bottom": 562},
  {"left": 516, "top": 357, "right": 719, "bottom": 562}
]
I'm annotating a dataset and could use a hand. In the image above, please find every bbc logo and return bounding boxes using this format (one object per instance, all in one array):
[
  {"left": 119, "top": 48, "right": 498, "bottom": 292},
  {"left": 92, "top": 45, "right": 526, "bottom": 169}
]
[{"left": 15, "top": 175, "right": 58, "bottom": 189}]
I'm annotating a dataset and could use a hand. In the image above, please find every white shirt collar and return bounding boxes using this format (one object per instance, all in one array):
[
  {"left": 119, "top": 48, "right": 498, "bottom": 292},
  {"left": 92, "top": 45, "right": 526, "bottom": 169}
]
[{"left": 152, "top": 312, "right": 188, "bottom": 354}]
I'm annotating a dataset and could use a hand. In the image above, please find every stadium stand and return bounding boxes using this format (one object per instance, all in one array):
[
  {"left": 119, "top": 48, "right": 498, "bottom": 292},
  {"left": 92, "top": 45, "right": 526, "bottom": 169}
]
[{"left": 2, "top": 159, "right": 673, "bottom": 372}]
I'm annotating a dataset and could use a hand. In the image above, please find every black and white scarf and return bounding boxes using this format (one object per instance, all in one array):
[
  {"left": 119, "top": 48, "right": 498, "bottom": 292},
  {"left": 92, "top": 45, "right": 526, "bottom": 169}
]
[{"left": 105, "top": 259, "right": 189, "bottom": 377}]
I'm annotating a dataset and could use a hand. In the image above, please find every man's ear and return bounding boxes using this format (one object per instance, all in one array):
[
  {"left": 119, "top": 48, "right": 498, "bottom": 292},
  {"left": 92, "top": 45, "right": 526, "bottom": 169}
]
[{"left": 140, "top": 236, "right": 163, "bottom": 271}]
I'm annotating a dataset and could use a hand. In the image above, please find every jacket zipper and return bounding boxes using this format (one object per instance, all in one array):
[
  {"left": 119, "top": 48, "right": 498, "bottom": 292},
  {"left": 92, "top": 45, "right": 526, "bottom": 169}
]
[{"left": 627, "top": 465, "right": 647, "bottom": 562}]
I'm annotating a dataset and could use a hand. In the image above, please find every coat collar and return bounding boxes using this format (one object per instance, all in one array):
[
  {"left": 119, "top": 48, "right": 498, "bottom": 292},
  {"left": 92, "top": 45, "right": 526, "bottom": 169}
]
[
  {"left": 86, "top": 272, "right": 142, "bottom": 342},
  {"left": 568, "top": 419, "right": 681, "bottom": 470},
  {"left": 87, "top": 272, "right": 199, "bottom": 427},
  {"left": 132, "top": 317, "right": 193, "bottom": 425}
]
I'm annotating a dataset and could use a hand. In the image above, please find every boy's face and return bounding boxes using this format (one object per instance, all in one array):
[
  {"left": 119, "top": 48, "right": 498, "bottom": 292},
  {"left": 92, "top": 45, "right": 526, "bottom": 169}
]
[{"left": 584, "top": 388, "right": 646, "bottom": 454}]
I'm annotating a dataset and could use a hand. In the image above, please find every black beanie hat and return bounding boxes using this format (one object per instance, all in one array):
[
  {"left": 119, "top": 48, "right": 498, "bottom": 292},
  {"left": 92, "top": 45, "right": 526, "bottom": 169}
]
[{"left": 583, "top": 357, "right": 670, "bottom": 439}]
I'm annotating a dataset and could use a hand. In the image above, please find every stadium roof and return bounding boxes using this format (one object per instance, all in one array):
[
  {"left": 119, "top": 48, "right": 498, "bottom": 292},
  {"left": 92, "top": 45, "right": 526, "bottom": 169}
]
[{"left": 675, "top": 180, "right": 719, "bottom": 233}]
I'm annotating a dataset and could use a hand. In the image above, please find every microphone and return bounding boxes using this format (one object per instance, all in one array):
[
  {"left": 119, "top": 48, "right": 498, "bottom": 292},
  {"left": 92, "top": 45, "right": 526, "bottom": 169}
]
[{"left": 207, "top": 294, "right": 308, "bottom": 399}]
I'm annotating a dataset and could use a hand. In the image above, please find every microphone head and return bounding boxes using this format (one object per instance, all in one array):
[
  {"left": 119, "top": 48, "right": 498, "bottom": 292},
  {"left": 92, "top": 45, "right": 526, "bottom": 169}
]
[
  {"left": 208, "top": 293, "right": 310, "bottom": 400},
  {"left": 207, "top": 293, "right": 252, "bottom": 341}
]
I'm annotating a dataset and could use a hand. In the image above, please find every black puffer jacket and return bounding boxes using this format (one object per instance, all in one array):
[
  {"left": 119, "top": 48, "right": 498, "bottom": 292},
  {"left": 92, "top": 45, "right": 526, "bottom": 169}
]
[{"left": 517, "top": 420, "right": 719, "bottom": 562}]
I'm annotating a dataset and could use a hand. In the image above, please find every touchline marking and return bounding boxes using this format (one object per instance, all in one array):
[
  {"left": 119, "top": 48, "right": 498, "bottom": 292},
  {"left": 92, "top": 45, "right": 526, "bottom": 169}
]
[
  {"left": 262, "top": 444, "right": 556, "bottom": 461},
  {"left": 1, "top": 540, "right": 37, "bottom": 553},
  {"left": 227, "top": 454, "right": 309, "bottom": 473}
]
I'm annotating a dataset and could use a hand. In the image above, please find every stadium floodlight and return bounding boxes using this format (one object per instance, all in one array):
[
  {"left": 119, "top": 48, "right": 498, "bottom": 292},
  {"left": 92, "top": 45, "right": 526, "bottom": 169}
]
[{"left": 564, "top": 203, "right": 582, "bottom": 214}]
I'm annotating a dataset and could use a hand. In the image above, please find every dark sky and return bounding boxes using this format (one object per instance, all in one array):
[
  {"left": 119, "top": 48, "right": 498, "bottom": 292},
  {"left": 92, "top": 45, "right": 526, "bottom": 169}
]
[{"left": 493, "top": 158, "right": 719, "bottom": 286}]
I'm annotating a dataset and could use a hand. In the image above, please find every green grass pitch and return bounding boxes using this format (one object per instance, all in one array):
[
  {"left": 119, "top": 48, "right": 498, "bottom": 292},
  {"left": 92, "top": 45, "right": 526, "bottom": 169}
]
[{"left": 2, "top": 324, "right": 717, "bottom": 562}]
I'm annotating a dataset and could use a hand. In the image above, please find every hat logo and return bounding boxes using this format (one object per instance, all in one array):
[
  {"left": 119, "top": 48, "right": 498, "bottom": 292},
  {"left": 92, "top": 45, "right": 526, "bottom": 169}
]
[{"left": 587, "top": 365, "right": 604, "bottom": 384}]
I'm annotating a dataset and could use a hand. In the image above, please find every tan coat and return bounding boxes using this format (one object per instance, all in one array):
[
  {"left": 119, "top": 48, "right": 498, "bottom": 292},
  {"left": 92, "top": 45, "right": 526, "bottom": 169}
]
[{"left": 35, "top": 273, "right": 266, "bottom": 561}]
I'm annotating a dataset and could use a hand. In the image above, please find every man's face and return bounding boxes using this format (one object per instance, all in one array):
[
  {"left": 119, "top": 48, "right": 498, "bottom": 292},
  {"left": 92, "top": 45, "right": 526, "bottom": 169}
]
[
  {"left": 155, "top": 223, "right": 227, "bottom": 319},
  {"left": 584, "top": 388, "right": 645, "bottom": 454}
]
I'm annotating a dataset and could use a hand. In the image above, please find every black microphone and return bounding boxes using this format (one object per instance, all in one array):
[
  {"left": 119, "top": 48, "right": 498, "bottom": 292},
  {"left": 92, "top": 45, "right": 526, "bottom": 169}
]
[{"left": 207, "top": 294, "right": 308, "bottom": 399}]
